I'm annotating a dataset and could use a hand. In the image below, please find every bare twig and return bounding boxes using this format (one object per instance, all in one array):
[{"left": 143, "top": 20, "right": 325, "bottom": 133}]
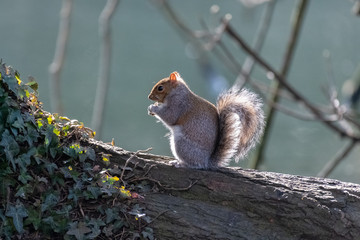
[
  {"left": 143, "top": 210, "right": 170, "bottom": 226},
  {"left": 224, "top": 12, "right": 360, "bottom": 141},
  {"left": 352, "top": 0, "right": 360, "bottom": 16},
  {"left": 160, "top": 0, "right": 197, "bottom": 40},
  {"left": 79, "top": 202, "right": 85, "bottom": 217},
  {"left": 322, "top": 50, "right": 348, "bottom": 120},
  {"left": 120, "top": 148, "right": 152, "bottom": 186},
  {"left": 317, "top": 140, "right": 358, "bottom": 178},
  {"left": 250, "top": 0, "right": 309, "bottom": 169},
  {"left": 235, "top": 0, "right": 277, "bottom": 88},
  {"left": 269, "top": 101, "right": 340, "bottom": 122},
  {"left": 49, "top": 0, "right": 73, "bottom": 114},
  {"left": 91, "top": 0, "right": 120, "bottom": 138}
]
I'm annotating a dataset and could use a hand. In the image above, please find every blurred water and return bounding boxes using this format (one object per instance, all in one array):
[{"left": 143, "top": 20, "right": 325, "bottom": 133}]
[{"left": 1, "top": 0, "right": 359, "bottom": 183}]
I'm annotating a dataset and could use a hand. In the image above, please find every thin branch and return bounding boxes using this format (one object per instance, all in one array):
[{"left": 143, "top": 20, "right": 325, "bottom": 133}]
[
  {"left": 352, "top": 0, "right": 360, "bottom": 16},
  {"left": 157, "top": 0, "right": 360, "bottom": 143},
  {"left": 216, "top": 41, "right": 243, "bottom": 71},
  {"left": 317, "top": 140, "right": 358, "bottom": 178},
  {"left": 223, "top": 12, "right": 360, "bottom": 141},
  {"left": 235, "top": 0, "right": 277, "bottom": 88},
  {"left": 120, "top": 148, "right": 153, "bottom": 187},
  {"left": 269, "top": 101, "right": 340, "bottom": 122},
  {"left": 160, "top": 0, "right": 199, "bottom": 40},
  {"left": 91, "top": 0, "right": 120, "bottom": 139},
  {"left": 49, "top": 0, "right": 73, "bottom": 114},
  {"left": 250, "top": 0, "right": 309, "bottom": 169}
]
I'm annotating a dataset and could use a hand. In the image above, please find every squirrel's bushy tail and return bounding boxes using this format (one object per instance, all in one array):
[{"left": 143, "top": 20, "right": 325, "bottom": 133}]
[{"left": 211, "top": 87, "right": 265, "bottom": 167}]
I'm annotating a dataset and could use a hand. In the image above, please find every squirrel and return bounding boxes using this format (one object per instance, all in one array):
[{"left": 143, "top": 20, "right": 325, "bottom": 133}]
[{"left": 148, "top": 71, "right": 265, "bottom": 169}]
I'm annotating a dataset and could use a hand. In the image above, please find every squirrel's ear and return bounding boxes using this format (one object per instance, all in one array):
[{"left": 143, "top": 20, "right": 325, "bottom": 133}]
[{"left": 169, "top": 71, "right": 180, "bottom": 81}]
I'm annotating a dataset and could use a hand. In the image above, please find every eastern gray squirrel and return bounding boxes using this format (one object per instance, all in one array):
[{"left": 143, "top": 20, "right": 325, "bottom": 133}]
[{"left": 148, "top": 71, "right": 265, "bottom": 169}]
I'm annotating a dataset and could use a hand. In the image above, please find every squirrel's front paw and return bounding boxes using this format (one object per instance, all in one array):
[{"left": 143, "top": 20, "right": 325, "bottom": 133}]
[{"left": 148, "top": 104, "right": 157, "bottom": 116}]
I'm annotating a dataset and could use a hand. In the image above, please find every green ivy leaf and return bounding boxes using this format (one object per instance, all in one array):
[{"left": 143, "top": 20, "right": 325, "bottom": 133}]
[
  {"left": 63, "top": 146, "right": 78, "bottom": 159},
  {"left": 51, "top": 174, "right": 65, "bottom": 186},
  {"left": 24, "top": 123, "right": 40, "bottom": 147},
  {"left": 24, "top": 207, "right": 41, "bottom": 230},
  {"left": 41, "top": 193, "right": 60, "bottom": 212},
  {"left": 0, "top": 130, "right": 20, "bottom": 170},
  {"left": 5, "top": 200, "right": 28, "bottom": 233},
  {"left": 142, "top": 227, "right": 154, "bottom": 240},
  {"left": 102, "top": 225, "right": 114, "bottom": 237},
  {"left": 15, "top": 186, "right": 27, "bottom": 199},
  {"left": 17, "top": 87, "right": 28, "bottom": 100},
  {"left": 42, "top": 216, "right": 60, "bottom": 232},
  {"left": 85, "top": 148, "right": 96, "bottom": 161},
  {"left": 18, "top": 170, "right": 33, "bottom": 184},
  {"left": 68, "top": 188, "right": 81, "bottom": 204},
  {"left": 15, "top": 148, "right": 35, "bottom": 171},
  {"left": 26, "top": 80, "right": 38, "bottom": 92},
  {"left": 2, "top": 68, "right": 19, "bottom": 95},
  {"left": 78, "top": 153, "right": 87, "bottom": 162},
  {"left": 105, "top": 208, "right": 120, "bottom": 224},
  {"left": 49, "top": 147, "right": 59, "bottom": 159},
  {"left": 86, "top": 225, "right": 101, "bottom": 239},
  {"left": 87, "top": 218, "right": 105, "bottom": 229},
  {"left": 0, "top": 208, "right": 5, "bottom": 221},
  {"left": 45, "top": 162, "right": 58, "bottom": 175},
  {"left": 0, "top": 169, "right": 16, "bottom": 198},
  {"left": 55, "top": 205, "right": 72, "bottom": 218},
  {"left": 66, "top": 221, "right": 92, "bottom": 240},
  {"left": 87, "top": 186, "right": 101, "bottom": 199},
  {"left": 87, "top": 218, "right": 106, "bottom": 238},
  {"left": 63, "top": 144, "right": 85, "bottom": 160},
  {"left": 7, "top": 109, "right": 24, "bottom": 131},
  {"left": 44, "top": 125, "right": 59, "bottom": 150}
]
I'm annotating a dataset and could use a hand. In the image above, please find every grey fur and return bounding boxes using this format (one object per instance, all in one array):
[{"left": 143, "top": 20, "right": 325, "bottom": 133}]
[
  {"left": 148, "top": 82, "right": 218, "bottom": 168},
  {"left": 210, "top": 87, "right": 265, "bottom": 167},
  {"left": 148, "top": 82, "right": 264, "bottom": 169}
]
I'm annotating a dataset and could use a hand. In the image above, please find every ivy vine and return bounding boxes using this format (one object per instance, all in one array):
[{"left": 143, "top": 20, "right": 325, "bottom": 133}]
[{"left": 0, "top": 62, "right": 153, "bottom": 239}]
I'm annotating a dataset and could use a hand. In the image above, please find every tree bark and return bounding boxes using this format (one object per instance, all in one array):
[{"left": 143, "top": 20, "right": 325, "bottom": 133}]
[{"left": 87, "top": 139, "right": 360, "bottom": 240}]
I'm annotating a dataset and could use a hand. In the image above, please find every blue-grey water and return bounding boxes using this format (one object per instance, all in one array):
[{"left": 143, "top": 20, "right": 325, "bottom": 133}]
[{"left": 1, "top": 0, "right": 359, "bottom": 183}]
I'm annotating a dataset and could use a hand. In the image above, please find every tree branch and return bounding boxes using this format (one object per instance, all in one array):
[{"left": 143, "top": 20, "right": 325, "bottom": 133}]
[
  {"left": 91, "top": 0, "right": 120, "bottom": 139},
  {"left": 49, "top": 0, "right": 73, "bottom": 114},
  {"left": 317, "top": 139, "right": 358, "bottom": 178},
  {"left": 251, "top": 0, "right": 309, "bottom": 169},
  {"left": 224, "top": 18, "right": 360, "bottom": 141},
  {"left": 235, "top": 0, "right": 277, "bottom": 87}
]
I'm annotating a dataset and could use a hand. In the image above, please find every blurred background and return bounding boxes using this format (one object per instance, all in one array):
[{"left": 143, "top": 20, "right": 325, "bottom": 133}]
[{"left": 1, "top": 0, "right": 360, "bottom": 183}]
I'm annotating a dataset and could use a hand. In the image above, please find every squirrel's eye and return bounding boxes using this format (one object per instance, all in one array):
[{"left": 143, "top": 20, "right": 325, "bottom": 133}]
[{"left": 157, "top": 85, "right": 164, "bottom": 91}]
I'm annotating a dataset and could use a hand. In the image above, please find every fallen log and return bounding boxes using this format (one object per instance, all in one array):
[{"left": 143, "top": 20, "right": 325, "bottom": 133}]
[{"left": 88, "top": 139, "right": 360, "bottom": 240}]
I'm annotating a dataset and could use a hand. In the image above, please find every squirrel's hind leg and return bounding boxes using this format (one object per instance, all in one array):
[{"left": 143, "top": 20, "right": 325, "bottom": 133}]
[{"left": 171, "top": 137, "right": 211, "bottom": 169}]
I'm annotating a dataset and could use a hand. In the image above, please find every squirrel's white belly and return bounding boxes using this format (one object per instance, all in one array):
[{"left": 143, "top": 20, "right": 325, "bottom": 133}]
[{"left": 169, "top": 125, "right": 182, "bottom": 160}]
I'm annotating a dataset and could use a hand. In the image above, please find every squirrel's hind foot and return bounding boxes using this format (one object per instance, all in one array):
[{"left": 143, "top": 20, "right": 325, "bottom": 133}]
[{"left": 169, "top": 160, "right": 184, "bottom": 168}]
